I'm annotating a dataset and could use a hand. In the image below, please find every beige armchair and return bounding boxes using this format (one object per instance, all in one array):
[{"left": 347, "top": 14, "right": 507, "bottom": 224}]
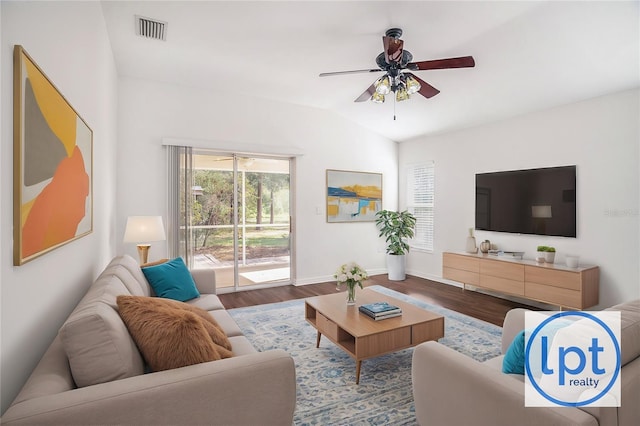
[{"left": 412, "top": 300, "right": 640, "bottom": 426}]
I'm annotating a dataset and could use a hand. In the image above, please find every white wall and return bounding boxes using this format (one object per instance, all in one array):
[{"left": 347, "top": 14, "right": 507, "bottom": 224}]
[
  {"left": 400, "top": 89, "right": 640, "bottom": 308},
  {"left": 116, "top": 78, "right": 397, "bottom": 284},
  {"left": 0, "top": 1, "right": 118, "bottom": 413}
]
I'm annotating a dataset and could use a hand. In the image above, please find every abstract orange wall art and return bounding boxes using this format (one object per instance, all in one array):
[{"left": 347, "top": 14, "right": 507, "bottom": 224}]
[{"left": 13, "top": 46, "right": 93, "bottom": 265}]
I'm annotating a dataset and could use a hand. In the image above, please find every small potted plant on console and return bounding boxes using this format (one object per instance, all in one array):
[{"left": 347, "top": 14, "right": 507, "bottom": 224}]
[{"left": 536, "top": 246, "right": 556, "bottom": 264}]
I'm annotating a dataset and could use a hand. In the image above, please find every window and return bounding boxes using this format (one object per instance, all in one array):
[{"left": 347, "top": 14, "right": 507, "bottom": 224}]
[{"left": 406, "top": 162, "right": 434, "bottom": 251}]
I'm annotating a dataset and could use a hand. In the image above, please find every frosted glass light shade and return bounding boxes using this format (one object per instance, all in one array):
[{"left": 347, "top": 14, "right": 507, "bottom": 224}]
[
  {"left": 396, "top": 87, "right": 410, "bottom": 102},
  {"left": 371, "top": 92, "right": 385, "bottom": 103},
  {"left": 123, "top": 216, "right": 166, "bottom": 243},
  {"left": 405, "top": 75, "right": 421, "bottom": 94},
  {"left": 375, "top": 76, "right": 391, "bottom": 95}
]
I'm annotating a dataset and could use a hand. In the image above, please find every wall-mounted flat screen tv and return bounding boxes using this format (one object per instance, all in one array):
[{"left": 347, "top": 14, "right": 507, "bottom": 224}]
[{"left": 475, "top": 165, "right": 576, "bottom": 237}]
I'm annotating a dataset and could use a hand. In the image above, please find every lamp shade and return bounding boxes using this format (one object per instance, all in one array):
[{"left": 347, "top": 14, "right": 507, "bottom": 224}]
[{"left": 123, "top": 216, "right": 166, "bottom": 243}]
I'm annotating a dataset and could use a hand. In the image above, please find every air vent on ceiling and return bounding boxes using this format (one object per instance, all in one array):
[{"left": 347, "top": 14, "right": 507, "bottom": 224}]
[{"left": 135, "top": 15, "right": 167, "bottom": 41}]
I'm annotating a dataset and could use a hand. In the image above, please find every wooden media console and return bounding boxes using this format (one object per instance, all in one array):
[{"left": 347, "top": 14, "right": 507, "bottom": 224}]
[{"left": 442, "top": 251, "right": 599, "bottom": 309}]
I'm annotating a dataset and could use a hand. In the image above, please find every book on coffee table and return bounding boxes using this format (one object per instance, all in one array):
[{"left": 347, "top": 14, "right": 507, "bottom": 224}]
[
  {"left": 359, "top": 302, "right": 402, "bottom": 320},
  {"left": 359, "top": 308, "right": 402, "bottom": 320},
  {"left": 359, "top": 301, "right": 401, "bottom": 314}
]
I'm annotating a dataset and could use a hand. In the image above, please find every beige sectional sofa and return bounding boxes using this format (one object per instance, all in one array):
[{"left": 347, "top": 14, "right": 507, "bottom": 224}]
[
  {"left": 2, "top": 255, "right": 296, "bottom": 425},
  {"left": 412, "top": 299, "right": 640, "bottom": 426}
]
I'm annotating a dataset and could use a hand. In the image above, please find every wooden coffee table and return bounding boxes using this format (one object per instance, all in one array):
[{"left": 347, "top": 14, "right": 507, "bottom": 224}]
[{"left": 305, "top": 288, "right": 444, "bottom": 384}]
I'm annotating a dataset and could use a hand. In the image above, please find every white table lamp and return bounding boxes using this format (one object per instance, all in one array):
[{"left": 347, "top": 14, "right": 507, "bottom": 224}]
[{"left": 123, "top": 216, "right": 166, "bottom": 264}]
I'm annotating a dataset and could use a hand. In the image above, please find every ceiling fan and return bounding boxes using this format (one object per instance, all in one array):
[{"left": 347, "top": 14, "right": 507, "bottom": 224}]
[{"left": 320, "top": 28, "right": 475, "bottom": 104}]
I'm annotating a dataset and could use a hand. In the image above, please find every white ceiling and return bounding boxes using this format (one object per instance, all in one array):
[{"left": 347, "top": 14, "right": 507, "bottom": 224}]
[{"left": 101, "top": 1, "right": 640, "bottom": 142}]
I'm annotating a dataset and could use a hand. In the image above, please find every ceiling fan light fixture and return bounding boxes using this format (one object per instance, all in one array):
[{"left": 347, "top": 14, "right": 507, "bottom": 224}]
[
  {"left": 371, "top": 92, "right": 385, "bottom": 103},
  {"left": 405, "top": 75, "right": 421, "bottom": 94},
  {"left": 320, "top": 27, "right": 475, "bottom": 116},
  {"left": 375, "top": 76, "right": 391, "bottom": 95}
]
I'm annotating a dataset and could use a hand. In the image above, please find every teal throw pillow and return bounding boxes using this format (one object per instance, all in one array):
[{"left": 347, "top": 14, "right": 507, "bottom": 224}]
[
  {"left": 142, "top": 257, "right": 200, "bottom": 302},
  {"left": 502, "top": 319, "right": 575, "bottom": 375},
  {"left": 502, "top": 330, "right": 525, "bottom": 374}
]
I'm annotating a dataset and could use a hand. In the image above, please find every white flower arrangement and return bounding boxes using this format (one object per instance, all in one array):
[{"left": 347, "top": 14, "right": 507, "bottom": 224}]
[{"left": 334, "top": 262, "right": 368, "bottom": 290}]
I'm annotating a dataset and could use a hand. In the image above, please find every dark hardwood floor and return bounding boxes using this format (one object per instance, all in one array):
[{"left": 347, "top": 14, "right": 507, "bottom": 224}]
[{"left": 218, "top": 274, "right": 539, "bottom": 326}]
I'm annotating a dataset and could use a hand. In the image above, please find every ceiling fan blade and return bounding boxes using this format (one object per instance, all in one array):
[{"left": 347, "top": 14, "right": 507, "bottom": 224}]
[
  {"left": 408, "top": 56, "right": 475, "bottom": 71},
  {"left": 319, "top": 69, "right": 382, "bottom": 77},
  {"left": 406, "top": 73, "right": 440, "bottom": 98},
  {"left": 354, "top": 84, "right": 376, "bottom": 102},
  {"left": 383, "top": 36, "right": 404, "bottom": 64}
]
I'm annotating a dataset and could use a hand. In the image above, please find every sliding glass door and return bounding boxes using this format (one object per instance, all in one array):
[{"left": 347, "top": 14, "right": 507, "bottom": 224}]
[{"left": 185, "top": 151, "right": 292, "bottom": 291}]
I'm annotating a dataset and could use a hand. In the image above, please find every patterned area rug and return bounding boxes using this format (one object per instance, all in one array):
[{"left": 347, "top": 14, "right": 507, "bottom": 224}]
[{"left": 227, "top": 285, "right": 502, "bottom": 426}]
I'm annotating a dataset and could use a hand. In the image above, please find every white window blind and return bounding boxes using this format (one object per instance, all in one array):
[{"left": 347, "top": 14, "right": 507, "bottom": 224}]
[
  {"left": 407, "top": 162, "right": 434, "bottom": 251},
  {"left": 167, "top": 145, "right": 194, "bottom": 267}
]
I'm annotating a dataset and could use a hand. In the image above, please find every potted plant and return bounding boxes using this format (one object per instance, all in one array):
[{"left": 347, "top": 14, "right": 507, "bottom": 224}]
[
  {"left": 375, "top": 210, "right": 417, "bottom": 281},
  {"left": 536, "top": 246, "right": 556, "bottom": 263}
]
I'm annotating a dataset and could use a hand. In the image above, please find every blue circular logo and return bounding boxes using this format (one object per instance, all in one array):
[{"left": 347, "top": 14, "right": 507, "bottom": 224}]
[{"left": 524, "top": 312, "right": 621, "bottom": 407}]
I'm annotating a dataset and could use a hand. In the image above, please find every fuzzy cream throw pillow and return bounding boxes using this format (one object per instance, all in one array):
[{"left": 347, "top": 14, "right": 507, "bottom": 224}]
[{"left": 117, "top": 296, "right": 232, "bottom": 371}]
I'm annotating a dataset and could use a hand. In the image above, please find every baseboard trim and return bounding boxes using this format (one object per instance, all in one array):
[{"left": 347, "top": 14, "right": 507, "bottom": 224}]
[
  {"left": 404, "top": 269, "right": 464, "bottom": 288},
  {"left": 294, "top": 268, "right": 387, "bottom": 286}
]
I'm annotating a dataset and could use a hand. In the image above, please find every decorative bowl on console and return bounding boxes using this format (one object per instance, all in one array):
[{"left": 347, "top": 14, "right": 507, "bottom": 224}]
[{"left": 565, "top": 254, "right": 580, "bottom": 268}]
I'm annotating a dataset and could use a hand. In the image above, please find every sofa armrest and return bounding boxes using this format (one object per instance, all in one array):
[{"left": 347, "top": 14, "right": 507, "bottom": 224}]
[
  {"left": 191, "top": 267, "right": 216, "bottom": 294},
  {"left": 2, "top": 350, "right": 295, "bottom": 426},
  {"left": 501, "top": 308, "right": 527, "bottom": 353},
  {"left": 412, "top": 341, "right": 597, "bottom": 426}
]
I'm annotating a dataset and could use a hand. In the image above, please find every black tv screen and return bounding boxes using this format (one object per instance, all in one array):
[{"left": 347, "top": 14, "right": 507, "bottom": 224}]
[{"left": 475, "top": 166, "right": 576, "bottom": 237}]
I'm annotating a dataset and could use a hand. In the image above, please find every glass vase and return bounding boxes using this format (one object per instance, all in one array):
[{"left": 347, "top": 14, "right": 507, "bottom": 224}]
[{"left": 346, "top": 283, "right": 357, "bottom": 305}]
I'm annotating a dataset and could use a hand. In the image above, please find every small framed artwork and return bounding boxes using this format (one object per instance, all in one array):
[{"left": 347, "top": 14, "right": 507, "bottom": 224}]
[
  {"left": 326, "top": 169, "right": 382, "bottom": 223},
  {"left": 13, "top": 45, "right": 93, "bottom": 265}
]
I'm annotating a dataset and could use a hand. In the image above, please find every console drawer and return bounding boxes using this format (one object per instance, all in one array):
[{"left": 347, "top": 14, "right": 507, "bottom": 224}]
[
  {"left": 525, "top": 266, "right": 580, "bottom": 290},
  {"left": 443, "top": 253, "right": 479, "bottom": 273},
  {"left": 525, "top": 282, "right": 581, "bottom": 309},
  {"left": 481, "top": 260, "right": 524, "bottom": 281},
  {"left": 480, "top": 275, "right": 524, "bottom": 296},
  {"left": 443, "top": 267, "right": 479, "bottom": 285},
  {"left": 316, "top": 313, "right": 339, "bottom": 341}
]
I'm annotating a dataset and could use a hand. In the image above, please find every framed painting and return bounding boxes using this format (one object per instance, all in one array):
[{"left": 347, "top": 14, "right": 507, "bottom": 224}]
[
  {"left": 13, "top": 45, "right": 93, "bottom": 265},
  {"left": 326, "top": 169, "right": 382, "bottom": 223}
]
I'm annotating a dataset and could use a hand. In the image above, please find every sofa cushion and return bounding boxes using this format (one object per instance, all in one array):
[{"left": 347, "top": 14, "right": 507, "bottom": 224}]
[
  {"left": 185, "top": 293, "right": 226, "bottom": 311},
  {"left": 117, "top": 296, "right": 231, "bottom": 371},
  {"left": 210, "top": 310, "right": 245, "bottom": 337},
  {"left": 141, "top": 257, "right": 200, "bottom": 302},
  {"left": 60, "top": 287, "right": 145, "bottom": 387},
  {"left": 227, "top": 336, "right": 258, "bottom": 356},
  {"left": 99, "top": 264, "right": 147, "bottom": 297},
  {"left": 101, "top": 255, "right": 152, "bottom": 296}
]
